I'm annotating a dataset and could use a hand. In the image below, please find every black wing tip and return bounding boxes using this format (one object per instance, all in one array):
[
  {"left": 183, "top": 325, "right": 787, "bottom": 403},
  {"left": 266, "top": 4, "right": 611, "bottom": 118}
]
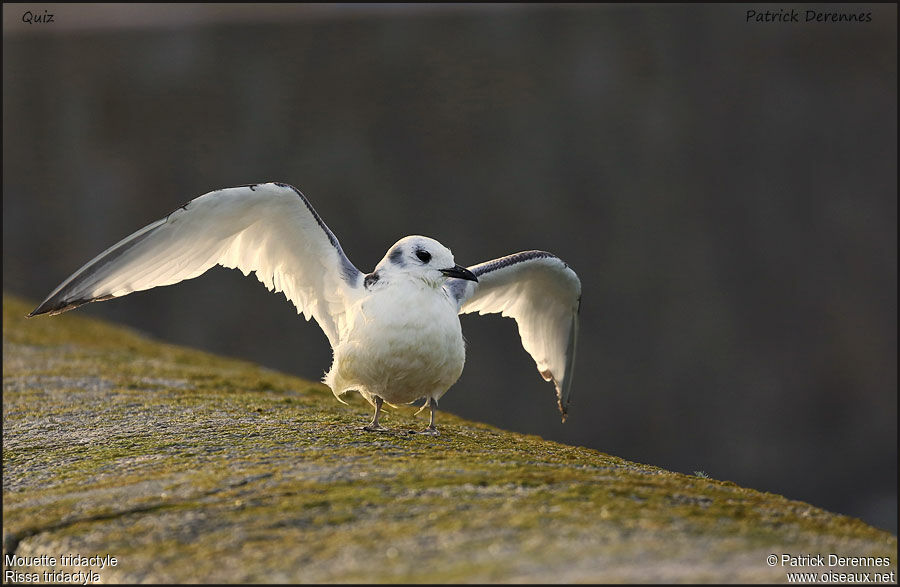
[
  {"left": 26, "top": 305, "right": 53, "bottom": 317},
  {"left": 558, "top": 396, "right": 570, "bottom": 423},
  {"left": 27, "top": 301, "right": 57, "bottom": 317},
  {"left": 28, "top": 301, "right": 77, "bottom": 317},
  {"left": 27, "top": 294, "right": 114, "bottom": 318},
  {"left": 557, "top": 386, "right": 572, "bottom": 423}
]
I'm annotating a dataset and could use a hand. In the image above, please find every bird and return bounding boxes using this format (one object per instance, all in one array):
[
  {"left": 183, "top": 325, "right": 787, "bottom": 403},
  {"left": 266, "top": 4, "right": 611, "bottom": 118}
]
[{"left": 28, "top": 182, "right": 582, "bottom": 434}]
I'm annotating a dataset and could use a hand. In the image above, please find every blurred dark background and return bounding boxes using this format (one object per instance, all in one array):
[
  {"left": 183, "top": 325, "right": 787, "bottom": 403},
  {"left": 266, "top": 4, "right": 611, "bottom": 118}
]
[{"left": 4, "top": 4, "right": 896, "bottom": 533}]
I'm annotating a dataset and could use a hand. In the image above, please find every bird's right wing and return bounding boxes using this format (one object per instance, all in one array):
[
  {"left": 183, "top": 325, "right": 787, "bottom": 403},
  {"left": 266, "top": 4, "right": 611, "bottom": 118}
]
[
  {"left": 445, "top": 251, "right": 582, "bottom": 421},
  {"left": 29, "top": 182, "right": 362, "bottom": 346}
]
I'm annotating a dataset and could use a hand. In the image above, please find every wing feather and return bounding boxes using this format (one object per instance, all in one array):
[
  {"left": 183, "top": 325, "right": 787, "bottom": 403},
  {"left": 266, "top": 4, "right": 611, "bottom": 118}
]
[
  {"left": 446, "top": 251, "right": 581, "bottom": 420},
  {"left": 29, "top": 183, "right": 362, "bottom": 346}
]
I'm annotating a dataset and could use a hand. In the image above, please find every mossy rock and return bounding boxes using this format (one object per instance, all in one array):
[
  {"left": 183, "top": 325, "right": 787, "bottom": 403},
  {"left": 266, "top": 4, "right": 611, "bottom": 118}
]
[{"left": 3, "top": 293, "right": 896, "bottom": 582}]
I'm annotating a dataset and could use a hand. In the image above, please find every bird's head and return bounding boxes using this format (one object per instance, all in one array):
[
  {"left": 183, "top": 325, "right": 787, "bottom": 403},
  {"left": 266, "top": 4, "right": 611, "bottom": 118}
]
[{"left": 376, "top": 235, "right": 477, "bottom": 287}]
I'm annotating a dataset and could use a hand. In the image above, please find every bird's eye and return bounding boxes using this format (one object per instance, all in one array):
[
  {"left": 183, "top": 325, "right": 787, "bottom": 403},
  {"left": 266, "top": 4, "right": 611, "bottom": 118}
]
[{"left": 415, "top": 250, "right": 431, "bottom": 263}]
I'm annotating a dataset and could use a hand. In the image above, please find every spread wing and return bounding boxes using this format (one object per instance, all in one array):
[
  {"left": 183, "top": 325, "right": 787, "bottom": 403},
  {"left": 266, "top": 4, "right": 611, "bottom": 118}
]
[
  {"left": 444, "top": 251, "right": 582, "bottom": 421},
  {"left": 28, "top": 182, "right": 362, "bottom": 346}
]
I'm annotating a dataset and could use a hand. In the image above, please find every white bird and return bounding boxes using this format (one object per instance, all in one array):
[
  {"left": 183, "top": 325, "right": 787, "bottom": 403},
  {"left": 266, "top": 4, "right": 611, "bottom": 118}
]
[{"left": 28, "top": 183, "right": 581, "bottom": 434}]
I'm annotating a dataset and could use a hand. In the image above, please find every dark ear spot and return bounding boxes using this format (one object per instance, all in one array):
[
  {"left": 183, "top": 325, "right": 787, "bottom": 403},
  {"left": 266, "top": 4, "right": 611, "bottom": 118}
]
[
  {"left": 416, "top": 249, "right": 432, "bottom": 263},
  {"left": 389, "top": 248, "right": 405, "bottom": 266}
]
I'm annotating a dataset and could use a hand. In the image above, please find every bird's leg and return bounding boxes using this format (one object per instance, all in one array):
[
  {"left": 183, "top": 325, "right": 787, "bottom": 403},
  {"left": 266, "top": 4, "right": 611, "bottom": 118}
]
[
  {"left": 417, "top": 397, "right": 439, "bottom": 435},
  {"left": 361, "top": 396, "right": 388, "bottom": 432}
]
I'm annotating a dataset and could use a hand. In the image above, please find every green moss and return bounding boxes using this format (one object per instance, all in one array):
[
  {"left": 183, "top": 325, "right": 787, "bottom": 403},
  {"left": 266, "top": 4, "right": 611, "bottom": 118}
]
[{"left": 3, "top": 292, "right": 896, "bottom": 582}]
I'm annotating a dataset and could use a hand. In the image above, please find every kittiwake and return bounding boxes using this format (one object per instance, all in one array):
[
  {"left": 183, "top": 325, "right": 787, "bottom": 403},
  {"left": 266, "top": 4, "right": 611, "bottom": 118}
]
[{"left": 28, "top": 182, "right": 582, "bottom": 434}]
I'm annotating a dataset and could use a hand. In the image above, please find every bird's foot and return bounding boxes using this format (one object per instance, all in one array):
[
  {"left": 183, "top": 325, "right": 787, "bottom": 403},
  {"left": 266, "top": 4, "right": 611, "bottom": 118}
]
[
  {"left": 416, "top": 425, "right": 439, "bottom": 436},
  {"left": 360, "top": 424, "right": 389, "bottom": 433}
]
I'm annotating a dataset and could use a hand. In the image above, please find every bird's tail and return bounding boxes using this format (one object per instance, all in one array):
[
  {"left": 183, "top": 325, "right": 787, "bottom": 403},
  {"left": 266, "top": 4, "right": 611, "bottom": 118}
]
[{"left": 322, "top": 369, "right": 350, "bottom": 405}]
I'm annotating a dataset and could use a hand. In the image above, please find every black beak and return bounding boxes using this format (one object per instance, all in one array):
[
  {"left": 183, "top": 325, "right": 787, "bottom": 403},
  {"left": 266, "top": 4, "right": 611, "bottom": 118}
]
[{"left": 440, "top": 265, "right": 478, "bottom": 282}]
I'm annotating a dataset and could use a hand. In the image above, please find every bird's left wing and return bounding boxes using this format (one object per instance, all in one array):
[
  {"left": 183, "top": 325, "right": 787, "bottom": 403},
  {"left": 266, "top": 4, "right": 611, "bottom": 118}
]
[
  {"left": 28, "top": 182, "right": 362, "bottom": 346},
  {"left": 444, "top": 251, "right": 581, "bottom": 421}
]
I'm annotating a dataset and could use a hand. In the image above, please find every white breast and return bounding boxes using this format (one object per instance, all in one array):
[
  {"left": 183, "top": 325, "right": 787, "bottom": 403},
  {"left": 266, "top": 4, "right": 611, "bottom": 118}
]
[{"left": 324, "top": 279, "right": 466, "bottom": 406}]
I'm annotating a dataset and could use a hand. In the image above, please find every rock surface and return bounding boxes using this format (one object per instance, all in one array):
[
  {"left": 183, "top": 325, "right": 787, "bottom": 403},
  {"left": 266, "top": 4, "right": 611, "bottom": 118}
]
[{"left": 3, "top": 293, "right": 896, "bottom": 583}]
